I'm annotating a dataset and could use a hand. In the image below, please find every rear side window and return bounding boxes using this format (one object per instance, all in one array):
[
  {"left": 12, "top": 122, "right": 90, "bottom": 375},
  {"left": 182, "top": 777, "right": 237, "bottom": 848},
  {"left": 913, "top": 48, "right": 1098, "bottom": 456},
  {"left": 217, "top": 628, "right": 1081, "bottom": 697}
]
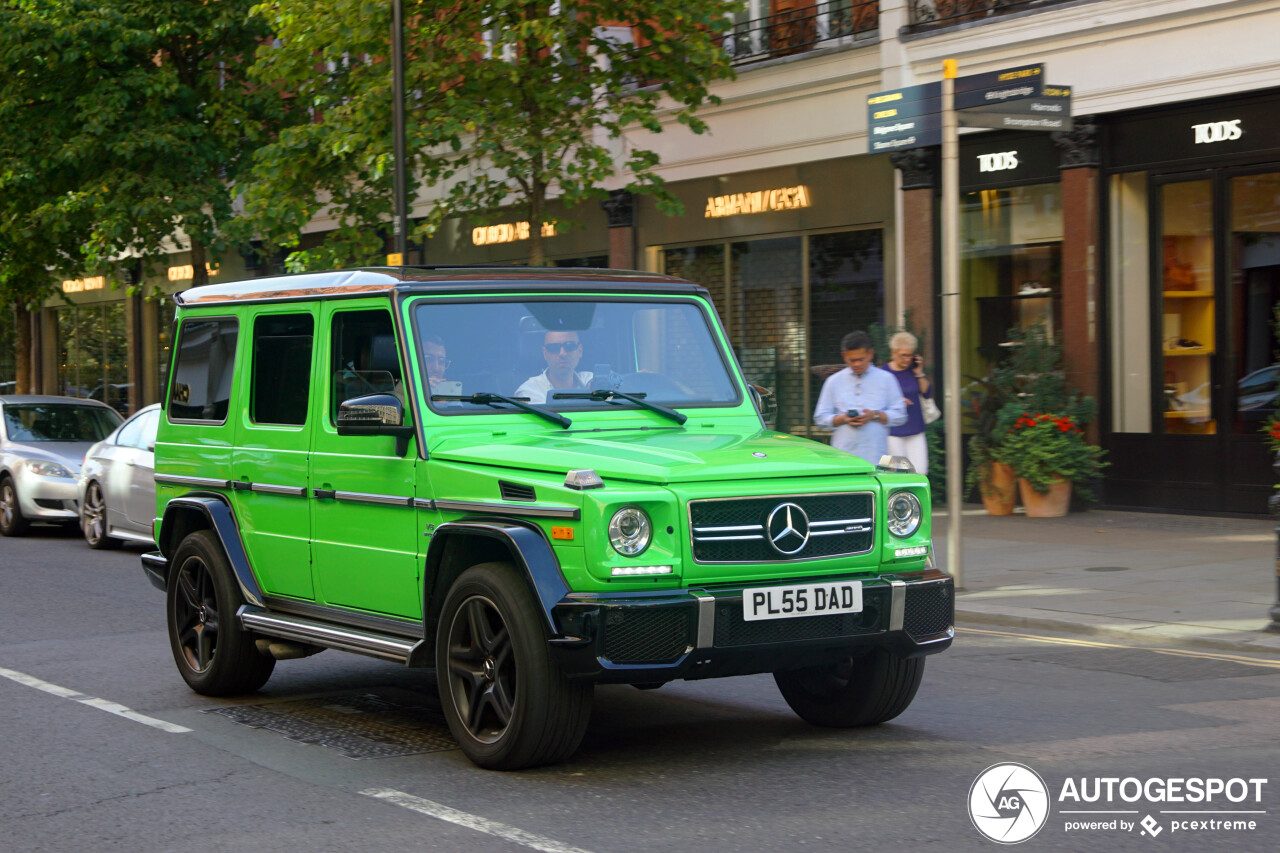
[
  {"left": 251, "top": 313, "right": 314, "bottom": 426},
  {"left": 169, "top": 318, "right": 238, "bottom": 423}
]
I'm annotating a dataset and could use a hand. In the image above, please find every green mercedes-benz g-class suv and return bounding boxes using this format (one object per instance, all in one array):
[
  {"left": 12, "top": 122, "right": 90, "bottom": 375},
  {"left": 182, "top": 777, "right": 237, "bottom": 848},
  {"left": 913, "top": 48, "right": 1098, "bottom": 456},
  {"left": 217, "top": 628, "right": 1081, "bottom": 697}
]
[{"left": 143, "top": 267, "right": 951, "bottom": 769}]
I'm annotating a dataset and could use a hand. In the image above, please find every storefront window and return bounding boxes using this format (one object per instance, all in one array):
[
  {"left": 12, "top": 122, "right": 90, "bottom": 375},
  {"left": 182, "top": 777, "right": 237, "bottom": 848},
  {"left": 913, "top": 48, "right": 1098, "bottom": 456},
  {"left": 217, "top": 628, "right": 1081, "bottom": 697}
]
[
  {"left": 1158, "top": 179, "right": 1215, "bottom": 434},
  {"left": 1109, "top": 172, "right": 1151, "bottom": 434},
  {"left": 731, "top": 236, "right": 804, "bottom": 433},
  {"left": 1230, "top": 171, "right": 1280, "bottom": 434},
  {"left": 56, "top": 303, "right": 129, "bottom": 414},
  {"left": 663, "top": 245, "right": 727, "bottom": 322},
  {"left": 960, "top": 183, "right": 1063, "bottom": 383}
]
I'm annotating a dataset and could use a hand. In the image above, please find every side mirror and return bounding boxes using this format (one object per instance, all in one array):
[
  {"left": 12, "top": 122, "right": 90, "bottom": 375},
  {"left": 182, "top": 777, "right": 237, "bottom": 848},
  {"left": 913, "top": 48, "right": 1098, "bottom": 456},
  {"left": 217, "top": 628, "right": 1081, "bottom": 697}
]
[
  {"left": 336, "top": 394, "right": 414, "bottom": 456},
  {"left": 748, "top": 383, "right": 777, "bottom": 428}
]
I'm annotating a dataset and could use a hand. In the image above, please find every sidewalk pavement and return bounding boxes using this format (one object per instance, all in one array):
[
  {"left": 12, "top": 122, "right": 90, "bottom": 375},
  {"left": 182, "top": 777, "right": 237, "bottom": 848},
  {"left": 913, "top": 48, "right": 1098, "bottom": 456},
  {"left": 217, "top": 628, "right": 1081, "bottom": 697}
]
[{"left": 933, "top": 506, "right": 1280, "bottom": 656}]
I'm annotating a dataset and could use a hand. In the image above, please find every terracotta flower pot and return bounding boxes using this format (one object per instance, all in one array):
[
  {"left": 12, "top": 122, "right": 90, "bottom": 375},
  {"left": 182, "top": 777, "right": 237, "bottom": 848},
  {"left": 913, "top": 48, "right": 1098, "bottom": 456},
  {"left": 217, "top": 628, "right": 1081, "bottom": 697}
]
[
  {"left": 980, "top": 461, "right": 1017, "bottom": 516},
  {"left": 1018, "top": 477, "right": 1072, "bottom": 518}
]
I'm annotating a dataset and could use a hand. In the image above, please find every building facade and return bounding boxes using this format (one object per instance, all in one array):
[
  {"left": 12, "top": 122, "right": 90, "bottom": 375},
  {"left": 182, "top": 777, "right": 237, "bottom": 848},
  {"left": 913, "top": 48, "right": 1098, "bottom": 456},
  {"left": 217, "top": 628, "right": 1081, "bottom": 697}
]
[{"left": 12, "top": 0, "right": 1276, "bottom": 514}]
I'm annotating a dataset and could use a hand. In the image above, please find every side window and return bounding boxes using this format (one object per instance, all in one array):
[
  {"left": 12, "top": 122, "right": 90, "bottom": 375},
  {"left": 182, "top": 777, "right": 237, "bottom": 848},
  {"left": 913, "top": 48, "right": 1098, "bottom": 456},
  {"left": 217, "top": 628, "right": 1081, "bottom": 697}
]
[
  {"left": 169, "top": 318, "right": 238, "bottom": 423},
  {"left": 330, "top": 310, "right": 399, "bottom": 423},
  {"left": 251, "top": 313, "right": 315, "bottom": 426},
  {"left": 116, "top": 412, "right": 147, "bottom": 448}
]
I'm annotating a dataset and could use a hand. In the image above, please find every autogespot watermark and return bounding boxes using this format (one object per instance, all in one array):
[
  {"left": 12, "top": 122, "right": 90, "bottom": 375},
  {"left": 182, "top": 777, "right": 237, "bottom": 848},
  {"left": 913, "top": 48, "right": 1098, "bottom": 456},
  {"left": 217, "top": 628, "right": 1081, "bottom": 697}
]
[{"left": 968, "top": 764, "right": 1270, "bottom": 843}]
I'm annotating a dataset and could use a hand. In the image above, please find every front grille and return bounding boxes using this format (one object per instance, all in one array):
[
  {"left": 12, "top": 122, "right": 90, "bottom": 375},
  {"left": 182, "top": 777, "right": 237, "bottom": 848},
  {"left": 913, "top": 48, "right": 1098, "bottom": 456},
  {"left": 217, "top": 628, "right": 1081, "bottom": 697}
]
[
  {"left": 903, "top": 582, "right": 953, "bottom": 640},
  {"left": 714, "top": 586, "right": 887, "bottom": 647},
  {"left": 601, "top": 605, "right": 694, "bottom": 664},
  {"left": 689, "top": 492, "right": 874, "bottom": 563}
]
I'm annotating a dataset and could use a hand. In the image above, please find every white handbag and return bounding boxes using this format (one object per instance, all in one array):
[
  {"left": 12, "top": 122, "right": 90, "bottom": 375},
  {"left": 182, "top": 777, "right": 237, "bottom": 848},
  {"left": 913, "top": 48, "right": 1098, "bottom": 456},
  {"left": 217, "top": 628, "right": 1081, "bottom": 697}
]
[{"left": 921, "top": 395, "right": 941, "bottom": 424}]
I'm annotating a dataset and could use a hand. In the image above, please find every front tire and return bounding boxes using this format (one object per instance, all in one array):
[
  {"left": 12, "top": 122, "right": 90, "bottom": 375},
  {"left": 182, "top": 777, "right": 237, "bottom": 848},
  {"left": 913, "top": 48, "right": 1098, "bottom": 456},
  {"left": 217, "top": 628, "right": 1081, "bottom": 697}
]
[
  {"left": 0, "top": 476, "right": 30, "bottom": 536},
  {"left": 81, "top": 481, "right": 121, "bottom": 549},
  {"left": 166, "top": 530, "right": 274, "bottom": 696},
  {"left": 436, "top": 561, "right": 592, "bottom": 770},
  {"left": 774, "top": 649, "right": 924, "bottom": 727}
]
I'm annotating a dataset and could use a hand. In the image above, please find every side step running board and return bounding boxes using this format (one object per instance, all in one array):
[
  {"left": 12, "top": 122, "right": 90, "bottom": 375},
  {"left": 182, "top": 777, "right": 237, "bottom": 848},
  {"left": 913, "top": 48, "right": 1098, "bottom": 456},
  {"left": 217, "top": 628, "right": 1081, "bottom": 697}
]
[{"left": 237, "top": 605, "right": 430, "bottom": 667}]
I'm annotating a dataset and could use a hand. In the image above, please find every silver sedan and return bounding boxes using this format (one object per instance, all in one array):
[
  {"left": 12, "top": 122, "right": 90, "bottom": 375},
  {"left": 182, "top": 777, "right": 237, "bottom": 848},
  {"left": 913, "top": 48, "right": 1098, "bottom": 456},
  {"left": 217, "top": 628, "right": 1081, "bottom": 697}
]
[
  {"left": 0, "top": 395, "right": 123, "bottom": 536},
  {"left": 77, "top": 403, "right": 162, "bottom": 549}
]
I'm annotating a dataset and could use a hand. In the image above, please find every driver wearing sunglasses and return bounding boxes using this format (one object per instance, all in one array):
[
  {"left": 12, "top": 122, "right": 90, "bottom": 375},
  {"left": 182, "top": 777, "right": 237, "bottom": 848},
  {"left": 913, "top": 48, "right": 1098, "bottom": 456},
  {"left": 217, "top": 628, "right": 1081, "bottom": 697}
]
[{"left": 515, "top": 331, "right": 594, "bottom": 403}]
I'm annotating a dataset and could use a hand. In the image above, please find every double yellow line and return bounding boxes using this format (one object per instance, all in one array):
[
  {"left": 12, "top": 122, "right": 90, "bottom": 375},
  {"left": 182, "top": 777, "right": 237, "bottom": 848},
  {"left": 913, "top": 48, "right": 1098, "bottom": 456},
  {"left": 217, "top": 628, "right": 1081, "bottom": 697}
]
[{"left": 962, "top": 626, "right": 1280, "bottom": 670}]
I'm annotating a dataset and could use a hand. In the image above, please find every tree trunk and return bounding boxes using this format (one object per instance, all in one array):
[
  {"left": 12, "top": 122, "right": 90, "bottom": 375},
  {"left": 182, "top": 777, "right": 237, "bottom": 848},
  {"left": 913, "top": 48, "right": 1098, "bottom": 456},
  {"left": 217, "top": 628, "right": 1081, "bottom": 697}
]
[
  {"left": 15, "top": 307, "right": 32, "bottom": 394},
  {"left": 191, "top": 237, "right": 209, "bottom": 286},
  {"left": 527, "top": 190, "right": 546, "bottom": 267}
]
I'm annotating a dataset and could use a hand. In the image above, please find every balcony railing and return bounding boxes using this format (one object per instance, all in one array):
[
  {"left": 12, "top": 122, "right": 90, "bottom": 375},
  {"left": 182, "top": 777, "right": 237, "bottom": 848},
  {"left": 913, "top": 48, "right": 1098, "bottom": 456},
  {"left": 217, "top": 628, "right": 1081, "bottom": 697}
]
[
  {"left": 724, "top": 1, "right": 879, "bottom": 66},
  {"left": 907, "top": 0, "right": 1078, "bottom": 31}
]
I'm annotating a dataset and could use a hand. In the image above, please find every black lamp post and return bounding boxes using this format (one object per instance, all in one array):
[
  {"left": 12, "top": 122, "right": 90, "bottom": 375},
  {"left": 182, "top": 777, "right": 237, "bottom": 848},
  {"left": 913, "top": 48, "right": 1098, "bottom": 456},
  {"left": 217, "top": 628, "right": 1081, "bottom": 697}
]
[{"left": 391, "top": 0, "right": 408, "bottom": 263}]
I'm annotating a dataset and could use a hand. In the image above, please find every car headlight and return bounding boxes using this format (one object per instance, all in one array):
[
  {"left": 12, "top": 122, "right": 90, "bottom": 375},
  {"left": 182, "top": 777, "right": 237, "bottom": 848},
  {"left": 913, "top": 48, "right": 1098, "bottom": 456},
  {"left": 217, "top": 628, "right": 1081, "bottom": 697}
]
[
  {"left": 887, "top": 491, "right": 922, "bottom": 538},
  {"left": 608, "top": 506, "right": 652, "bottom": 556},
  {"left": 28, "top": 460, "right": 74, "bottom": 479}
]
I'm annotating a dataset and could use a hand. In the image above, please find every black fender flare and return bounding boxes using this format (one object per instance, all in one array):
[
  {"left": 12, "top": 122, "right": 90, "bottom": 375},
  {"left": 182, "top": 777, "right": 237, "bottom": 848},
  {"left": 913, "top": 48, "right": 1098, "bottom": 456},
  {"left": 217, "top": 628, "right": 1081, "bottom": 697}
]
[
  {"left": 153, "top": 493, "right": 264, "bottom": 607},
  {"left": 423, "top": 518, "right": 569, "bottom": 639}
]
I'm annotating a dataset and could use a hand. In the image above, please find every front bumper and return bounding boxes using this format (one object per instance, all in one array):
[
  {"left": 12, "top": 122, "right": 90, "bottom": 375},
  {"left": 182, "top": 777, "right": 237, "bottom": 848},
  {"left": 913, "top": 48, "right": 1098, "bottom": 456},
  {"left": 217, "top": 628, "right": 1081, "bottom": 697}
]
[
  {"left": 14, "top": 471, "right": 80, "bottom": 521},
  {"left": 550, "top": 568, "right": 953, "bottom": 684}
]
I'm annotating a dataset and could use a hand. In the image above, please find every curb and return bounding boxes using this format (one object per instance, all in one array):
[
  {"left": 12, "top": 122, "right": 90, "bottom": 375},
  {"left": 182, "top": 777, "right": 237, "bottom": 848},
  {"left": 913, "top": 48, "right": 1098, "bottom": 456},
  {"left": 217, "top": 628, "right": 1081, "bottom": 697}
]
[{"left": 956, "top": 606, "right": 1280, "bottom": 657}]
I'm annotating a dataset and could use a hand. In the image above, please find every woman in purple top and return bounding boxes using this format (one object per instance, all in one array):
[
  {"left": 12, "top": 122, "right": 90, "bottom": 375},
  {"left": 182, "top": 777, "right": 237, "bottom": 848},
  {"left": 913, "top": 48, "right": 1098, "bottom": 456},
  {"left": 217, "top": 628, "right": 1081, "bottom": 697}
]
[{"left": 885, "top": 331, "right": 932, "bottom": 475}]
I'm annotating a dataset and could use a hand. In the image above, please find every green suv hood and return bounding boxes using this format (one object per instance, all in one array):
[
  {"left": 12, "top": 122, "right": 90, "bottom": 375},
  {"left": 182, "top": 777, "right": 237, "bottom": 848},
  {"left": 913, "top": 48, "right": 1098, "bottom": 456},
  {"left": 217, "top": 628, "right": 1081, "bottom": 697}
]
[{"left": 430, "top": 426, "right": 874, "bottom": 484}]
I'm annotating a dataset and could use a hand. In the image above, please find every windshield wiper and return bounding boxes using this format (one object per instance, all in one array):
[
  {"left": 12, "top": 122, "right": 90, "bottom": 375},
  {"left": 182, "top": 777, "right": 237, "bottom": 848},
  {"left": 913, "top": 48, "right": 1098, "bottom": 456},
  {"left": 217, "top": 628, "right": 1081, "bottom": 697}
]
[
  {"left": 552, "top": 389, "right": 687, "bottom": 425},
  {"left": 431, "top": 392, "right": 572, "bottom": 428}
]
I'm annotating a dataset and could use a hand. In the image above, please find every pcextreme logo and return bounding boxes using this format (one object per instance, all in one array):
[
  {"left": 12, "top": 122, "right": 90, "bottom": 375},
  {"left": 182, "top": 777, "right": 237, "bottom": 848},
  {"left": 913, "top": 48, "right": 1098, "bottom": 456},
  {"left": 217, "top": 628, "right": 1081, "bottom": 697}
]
[{"left": 969, "top": 763, "right": 1270, "bottom": 844}]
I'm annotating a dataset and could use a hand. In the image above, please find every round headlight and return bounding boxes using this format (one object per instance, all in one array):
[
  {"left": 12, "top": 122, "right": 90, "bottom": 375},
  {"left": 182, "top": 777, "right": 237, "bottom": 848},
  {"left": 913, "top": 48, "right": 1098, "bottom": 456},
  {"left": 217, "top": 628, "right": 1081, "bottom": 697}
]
[
  {"left": 608, "top": 506, "right": 652, "bottom": 556},
  {"left": 887, "top": 491, "right": 922, "bottom": 538}
]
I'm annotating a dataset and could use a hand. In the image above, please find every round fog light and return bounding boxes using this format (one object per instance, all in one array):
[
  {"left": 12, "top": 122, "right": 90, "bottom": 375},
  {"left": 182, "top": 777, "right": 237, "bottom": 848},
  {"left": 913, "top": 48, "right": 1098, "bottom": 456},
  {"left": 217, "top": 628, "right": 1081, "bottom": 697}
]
[
  {"left": 887, "top": 491, "right": 922, "bottom": 538},
  {"left": 608, "top": 506, "right": 652, "bottom": 556}
]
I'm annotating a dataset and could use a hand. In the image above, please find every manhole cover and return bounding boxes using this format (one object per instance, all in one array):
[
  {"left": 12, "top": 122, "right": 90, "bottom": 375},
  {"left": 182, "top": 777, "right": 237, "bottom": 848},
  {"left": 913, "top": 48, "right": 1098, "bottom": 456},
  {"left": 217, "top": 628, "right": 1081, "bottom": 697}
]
[
  {"left": 207, "top": 689, "right": 456, "bottom": 758},
  {"left": 1009, "top": 648, "right": 1271, "bottom": 683},
  {"left": 1084, "top": 566, "right": 1130, "bottom": 572}
]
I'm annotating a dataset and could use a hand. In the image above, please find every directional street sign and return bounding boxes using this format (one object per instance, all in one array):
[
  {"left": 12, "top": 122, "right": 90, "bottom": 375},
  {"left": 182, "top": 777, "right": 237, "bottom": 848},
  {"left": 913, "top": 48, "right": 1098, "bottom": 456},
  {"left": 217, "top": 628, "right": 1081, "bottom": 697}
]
[
  {"left": 953, "top": 63, "right": 1044, "bottom": 111},
  {"left": 957, "top": 84, "right": 1072, "bottom": 131},
  {"left": 866, "top": 82, "right": 943, "bottom": 151},
  {"left": 869, "top": 113, "right": 941, "bottom": 152}
]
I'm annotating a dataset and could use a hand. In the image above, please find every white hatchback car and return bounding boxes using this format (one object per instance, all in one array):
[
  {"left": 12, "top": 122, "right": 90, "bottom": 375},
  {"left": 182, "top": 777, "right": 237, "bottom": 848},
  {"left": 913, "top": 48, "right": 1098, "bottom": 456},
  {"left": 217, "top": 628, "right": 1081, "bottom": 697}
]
[
  {"left": 78, "top": 403, "right": 161, "bottom": 549},
  {"left": 0, "top": 395, "right": 123, "bottom": 536}
]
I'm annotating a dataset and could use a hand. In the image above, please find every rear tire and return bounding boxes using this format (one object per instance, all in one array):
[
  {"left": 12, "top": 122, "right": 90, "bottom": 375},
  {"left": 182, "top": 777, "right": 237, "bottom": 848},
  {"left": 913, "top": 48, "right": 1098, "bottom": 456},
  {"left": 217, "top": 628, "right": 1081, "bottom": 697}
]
[
  {"left": 774, "top": 649, "right": 924, "bottom": 727},
  {"left": 436, "top": 561, "right": 592, "bottom": 770},
  {"left": 0, "top": 476, "right": 30, "bottom": 536},
  {"left": 81, "top": 481, "right": 121, "bottom": 549},
  {"left": 166, "top": 530, "right": 274, "bottom": 695}
]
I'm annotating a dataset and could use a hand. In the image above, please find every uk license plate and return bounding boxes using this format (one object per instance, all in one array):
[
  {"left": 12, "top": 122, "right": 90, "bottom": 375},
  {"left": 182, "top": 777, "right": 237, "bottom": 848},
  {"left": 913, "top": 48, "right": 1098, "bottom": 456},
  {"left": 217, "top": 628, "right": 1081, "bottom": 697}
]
[{"left": 741, "top": 581, "right": 863, "bottom": 622}]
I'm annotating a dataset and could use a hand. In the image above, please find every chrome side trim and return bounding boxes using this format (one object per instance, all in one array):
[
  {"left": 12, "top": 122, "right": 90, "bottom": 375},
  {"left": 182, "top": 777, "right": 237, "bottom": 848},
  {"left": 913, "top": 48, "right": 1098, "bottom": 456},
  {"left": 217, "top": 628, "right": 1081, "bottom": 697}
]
[
  {"left": 249, "top": 483, "right": 306, "bottom": 497},
  {"left": 695, "top": 595, "right": 716, "bottom": 649},
  {"left": 434, "top": 499, "right": 580, "bottom": 520},
  {"left": 888, "top": 579, "right": 906, "bottom": 631},
  {"left": 238, "top": 606, "right": 418, "bottom": 664},
  {"left": 413, "top": 498, "right": 435, "bottom": 509},
  {"left": 333, "top": 491, "right": 415, "bottom": 507},
  {"left": 155, "top": 474, "right": 230, "bottom": 489}
]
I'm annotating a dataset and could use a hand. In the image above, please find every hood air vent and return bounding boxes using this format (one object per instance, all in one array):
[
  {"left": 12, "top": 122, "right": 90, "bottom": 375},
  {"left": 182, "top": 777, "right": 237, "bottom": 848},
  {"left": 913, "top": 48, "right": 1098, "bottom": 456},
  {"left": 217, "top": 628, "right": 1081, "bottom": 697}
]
[{"left": 499, "top": 481, "right": 537, "bottom": 502}]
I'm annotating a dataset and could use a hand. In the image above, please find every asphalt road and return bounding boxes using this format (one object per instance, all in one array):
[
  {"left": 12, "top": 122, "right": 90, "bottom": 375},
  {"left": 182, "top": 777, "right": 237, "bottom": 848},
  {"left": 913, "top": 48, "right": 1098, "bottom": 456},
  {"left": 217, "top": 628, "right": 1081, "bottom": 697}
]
[{"left": 2, "top": 525, "right": 1278, "bottom": 852}]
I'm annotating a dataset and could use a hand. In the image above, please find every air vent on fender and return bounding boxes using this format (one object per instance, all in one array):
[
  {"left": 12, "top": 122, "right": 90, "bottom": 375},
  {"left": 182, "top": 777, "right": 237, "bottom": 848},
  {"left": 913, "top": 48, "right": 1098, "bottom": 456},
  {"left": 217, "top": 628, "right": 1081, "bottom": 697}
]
[{"left": 499, "top": 481, "right": 537, "bottom": 502}]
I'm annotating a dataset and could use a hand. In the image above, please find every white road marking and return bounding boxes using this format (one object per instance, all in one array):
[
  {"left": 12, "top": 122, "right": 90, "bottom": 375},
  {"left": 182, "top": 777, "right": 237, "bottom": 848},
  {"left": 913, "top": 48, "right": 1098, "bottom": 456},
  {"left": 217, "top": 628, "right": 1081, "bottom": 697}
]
[
  {"left": 961, "top": 627, "right": 1280, "bottom": 669},
  {"left": 361, "top": 788, "right": 596, "bottom": 853},
  {"left": 0, "top": 666, "right": 192, "bottom": 734}
]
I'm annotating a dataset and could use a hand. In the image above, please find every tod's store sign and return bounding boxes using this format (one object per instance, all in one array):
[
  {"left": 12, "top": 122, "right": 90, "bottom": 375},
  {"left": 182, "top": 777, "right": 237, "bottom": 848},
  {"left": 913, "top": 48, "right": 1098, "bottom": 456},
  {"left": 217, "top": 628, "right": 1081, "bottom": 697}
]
[{"left": 1110, "top": 94, "right": 1280, "bottom": 169}]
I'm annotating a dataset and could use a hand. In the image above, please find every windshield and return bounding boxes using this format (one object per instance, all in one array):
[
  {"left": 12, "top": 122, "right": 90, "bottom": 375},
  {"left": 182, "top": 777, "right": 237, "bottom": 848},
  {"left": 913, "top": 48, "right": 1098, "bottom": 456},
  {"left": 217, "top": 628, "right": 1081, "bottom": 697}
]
[
  {"left": 412, "top": 298, "right": 740, "bottom": 413},
  {"left": 3, "top": 404, "right": 122, "bottom": 442}
]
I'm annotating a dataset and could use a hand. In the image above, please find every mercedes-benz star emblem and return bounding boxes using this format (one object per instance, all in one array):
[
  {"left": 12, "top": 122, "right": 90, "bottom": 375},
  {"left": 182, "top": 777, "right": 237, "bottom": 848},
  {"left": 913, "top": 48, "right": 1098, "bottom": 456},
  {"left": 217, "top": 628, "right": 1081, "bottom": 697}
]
[{"left": 766, "top": 502, "right": 810, "bottom": 555}]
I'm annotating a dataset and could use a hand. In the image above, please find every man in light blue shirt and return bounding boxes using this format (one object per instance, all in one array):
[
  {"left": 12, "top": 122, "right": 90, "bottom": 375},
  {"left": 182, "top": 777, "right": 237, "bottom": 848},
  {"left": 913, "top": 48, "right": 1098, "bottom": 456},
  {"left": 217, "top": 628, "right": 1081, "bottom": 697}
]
[{"left": 814, "top": 331, "right": 908, "bottom": 464}]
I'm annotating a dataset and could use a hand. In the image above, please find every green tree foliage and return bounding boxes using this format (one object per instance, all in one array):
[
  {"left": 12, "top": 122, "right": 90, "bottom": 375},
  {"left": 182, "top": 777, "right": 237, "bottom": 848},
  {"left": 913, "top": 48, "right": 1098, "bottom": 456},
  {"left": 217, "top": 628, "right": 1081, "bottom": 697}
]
[
  {"left": 0, "top": 0, "right": 290, "bottom": 292},
  {"left": 242, "top": 0, "right": 740, "bottom": 268}
]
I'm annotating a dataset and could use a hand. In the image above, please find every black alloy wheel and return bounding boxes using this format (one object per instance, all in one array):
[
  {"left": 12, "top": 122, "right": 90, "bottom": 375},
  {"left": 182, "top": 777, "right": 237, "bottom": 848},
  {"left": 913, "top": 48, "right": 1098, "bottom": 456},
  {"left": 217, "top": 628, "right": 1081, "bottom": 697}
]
[
  {"left": 436, "top": 561, "right": 592, "bottom": 770},
  {"left": 81, "top": 481, "right": 120, "bottom": 549},
  {"left": 0, "top": 476, "right": 30, "bottom": 536},
  {"left": 166, "top": 530, "right": 274, "bottom": 695},
  {"left": 446, "top": 595, "right": 517, "bottom": 744}
]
